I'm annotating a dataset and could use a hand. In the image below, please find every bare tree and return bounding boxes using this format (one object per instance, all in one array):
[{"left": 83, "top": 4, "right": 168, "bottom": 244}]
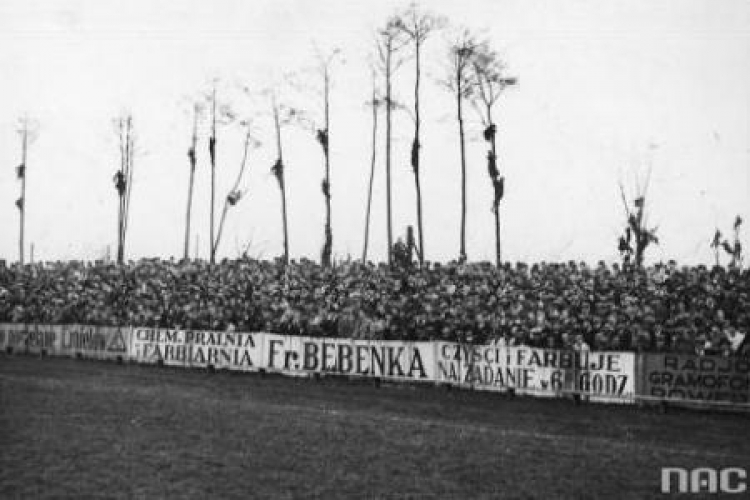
[
  {"left": 720, "top": 216, "right": 744, "bottom": 269},
  {"left": 15, "top": 116, "right": 37, "bottom": 265},
  {"left": 312, "top": 48, "right": 342, "bottom": 267},
  {"left": 212, "top": 120, "right": 259, "bottom": 258},
  {"left": 443, "top": 30, "right": 479, "bottom": 263},
  {"left": 113, "top": 113, "right": 136, "bottom": 265},
  {"left": 472, "top": 42, "right": 517, "bottom": 267},
  {"left": 206, "top": 83, "right": 237, "bottom": 264},
  {"left": 362, "top": 69, "right": 382, "bottom": 263},
  {"left": 283, "top": 49, "right": 341, "bottom": 267},
  {"left": 270, "top": 93, "right": 290, "bottom": 265},
  {"left": 618, "top": 173, "right": 659, "bottom": 268},
  {"left": 184, "top": 102, "right": 202, "bottom": 260},
  {"left": 376, "top": 18, "right": 409, "bottom": 265},
  {"left": 209, "top": 86, "right": 218, "bottom": 264},
  {"left": 711, "top": 228, "right": 723, "bottom": 267},
  {"left": 394, "top": 4, "right": 444, "bottom": 266}
]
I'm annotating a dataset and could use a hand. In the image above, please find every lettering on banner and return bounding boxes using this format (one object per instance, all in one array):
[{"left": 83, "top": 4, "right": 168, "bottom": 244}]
[
  {"left": 6, "top": 324, "right": 58, "bottom": 352},
  {"left": 4, "top": 325, "right": 24, "bottom": 349},
  {"left": 132, "top": 328, "right": 259, "bottom": 369},
  {"left": 266, "top": 338, "right": 430, "bottom": 380},
  {"left": 61, "top": 325, "right": 107, "bottom": 352},
  {"left": 185, "top": 330, "right": 257, "bottom": 369},
  {"left": 644, "top": 354, "right": 750, "bottom": 404},
  {"left": 59, "top": 325, "right": 128, "bottom": 359},
  {"left": 436, "top": 344, "right": 633, "bottom": 400}
]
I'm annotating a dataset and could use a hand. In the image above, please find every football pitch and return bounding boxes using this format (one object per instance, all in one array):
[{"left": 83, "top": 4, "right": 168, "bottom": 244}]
[{"left": 1, "top": 355, "right": 748, "bottom": 499}]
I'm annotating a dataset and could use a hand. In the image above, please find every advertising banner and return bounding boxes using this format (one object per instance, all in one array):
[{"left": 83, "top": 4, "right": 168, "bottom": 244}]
[
  {"left": 0, "top": 323, "right": 15, "bottom": 350},
  {"left": 130, "top": 327, "right": 262, "bottom": 371},
  {"left": 11, "top": 320, "right": 750, "bottom": 411},
  {"left": 131, "top": 328, "right": 188, "bottom": 367},
  {"left": 263, "top": 335, "right": 436, "bottom": 382},
  {"left": 641, "top": 353, "right": 750, "bottom": 404},
  {"left": 184, "top": 330, "right": 262, "bottom": 371},
  {"left": 435, "top": 344, "right": 634, "bottom": 403},
  {"left": 30, "top": 324, "right": 64, "bottom": 355},
  {"left": 0, "top": 323, "right": 26, "bottom": 351},
  {"left": 0, "top": 323, "right": 61, "bottom": 354},
  {"left": 0, "top": 323, "right": 11, "bottom": 350},
  {"left": 59, "top": 324, "right": 130, "bottom": 360}
]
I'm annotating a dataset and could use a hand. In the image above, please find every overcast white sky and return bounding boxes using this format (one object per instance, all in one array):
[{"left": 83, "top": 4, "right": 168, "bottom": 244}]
[{"left": 0, "top": 0, "right": 748, "bottom": 265}]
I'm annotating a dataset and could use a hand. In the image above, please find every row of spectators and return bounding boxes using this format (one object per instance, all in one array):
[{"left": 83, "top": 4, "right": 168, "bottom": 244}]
[{"left": 0, "top": 258, "right": 748, "bottom": 355}]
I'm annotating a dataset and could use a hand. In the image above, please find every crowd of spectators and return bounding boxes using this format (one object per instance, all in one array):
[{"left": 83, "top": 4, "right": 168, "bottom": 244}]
[{"left": 0, "top": 257, "right": 748, "bottom": 355}]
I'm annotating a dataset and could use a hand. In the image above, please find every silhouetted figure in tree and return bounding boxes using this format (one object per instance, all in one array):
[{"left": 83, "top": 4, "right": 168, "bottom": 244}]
[
  {"left": 720, "top": 216, "right": 744, "bottom": 269},
  {"left": 483, "top": 124, "right": 496, "bottom": 142},
  {"left": 227, "top": 191, "right": 241, "bottom": 206},
  {"left": 316, "top": 129, "right": 328, "bottom": 156},
  {"left": 619, "top": 183, "right": 658, "bottom": 268},
  {"left": 113, "top": 171, "right": 127, "bottom": 196},
  {"left": 711, "top": 229, "right": 723, "bottom": 267},
  {"left": 393, "top": 238, "right": 412, "bottom": 269},
  {"left": 618, "top": 227, "right": 633, "bottom": 266},
  {"left": 271, "top": 159, "right": 283, "bottom": 184},
  {"left": 406, "top": 225, "right": 421, "bottom": 264},
  {"left": 392, "top": 226, "right": 420, "bottom": 269}
]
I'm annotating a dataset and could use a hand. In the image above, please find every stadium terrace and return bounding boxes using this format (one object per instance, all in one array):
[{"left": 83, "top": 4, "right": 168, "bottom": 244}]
[{"left": 1, "top": 258, "right": 749, "bottom": 357}]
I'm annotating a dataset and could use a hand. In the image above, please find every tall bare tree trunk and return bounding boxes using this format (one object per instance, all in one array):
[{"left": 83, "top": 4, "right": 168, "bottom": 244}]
[
  {"left": 184, "top": 106, "right": 199, "bottom": 260},
  {"left": 494, "top": 192, "right": 501, "bottom": 266},
  {"left": 274, "top": 102, "right": 289, "bottom": 264},
  {"left": 635, "top": 234, "right": 645, "bottom": 268},
  {"left": 117, "top": 178, "right": 125, "bottom": 264},
  {"left": 117, "top": 117, "right": 133, "bottom": 264},
  {"left": 116, "top": 123, "right": 124, "bottom": 265},
  {"left": 321, "top": 70, "right": 333, "bottom": 267},
  {"left": 457, "top": 72, "right": 467, "bottom": 263},
  {"left": 122, "top": 118, "right": 135, "bottom": 262},
  {"left": 488, "top": 110, "right": 501, "bottom": 266},
  {"left": 634, "top": 199, "right": 646, "bottom": 268},
  {"left": 385, "top": 40, "right": 394, "bottom": 266},
  {"left": 280, "top": 180, "right": 289, "bottom": 264},
  {"left": 209, "top": 87, "right": 217, "bottom": 265},
  {"left": 116, "top": 117, "right": 133, "bottom": 265},
  {"left": 363, "top": 79, "right": 378, "bottom": 263},
  {"left": 213, "top": 127, "right": 252, "bottom": 258},
  {"left": 19, "top": 123, "right": 28, "bottom": 265},
  {"left": 412, "top": 39, "right": 425, "bottom": 266},
  {"left": 116, "top": 214, "right": 121, "bottom": 263},
  {"left": 116, "top": 198, "right": 123, "bottom": 265}
]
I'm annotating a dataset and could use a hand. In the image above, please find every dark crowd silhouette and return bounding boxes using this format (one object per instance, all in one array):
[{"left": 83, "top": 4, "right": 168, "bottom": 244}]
[{"left": 1, "top": 258, "right": 748, "bottom": 356}]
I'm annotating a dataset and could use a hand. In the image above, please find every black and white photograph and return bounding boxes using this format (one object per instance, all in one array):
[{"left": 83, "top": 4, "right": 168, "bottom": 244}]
[{"left": 0, "top": 0, "right": 749, "bottom": 498}]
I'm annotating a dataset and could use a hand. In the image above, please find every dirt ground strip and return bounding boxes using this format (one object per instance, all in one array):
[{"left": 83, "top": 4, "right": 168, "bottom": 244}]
[{"left": 1, "top": 355, "right": 748, "bottom": 499}]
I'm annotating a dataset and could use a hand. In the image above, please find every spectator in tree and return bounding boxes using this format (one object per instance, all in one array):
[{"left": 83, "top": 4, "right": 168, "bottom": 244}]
[
  {"left": 392, "top": 238, "right": 412, "bottom": 269},
  {"left": 406, "top": 225, "right": 421, "bottom": 264},
  {"left": 113, "top": 171, "right": 127, "bottom": 195}
]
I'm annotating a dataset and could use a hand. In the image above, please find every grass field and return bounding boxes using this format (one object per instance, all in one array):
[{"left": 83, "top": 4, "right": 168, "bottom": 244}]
[{"left": 1, "top": 355, "right": 748, "bottom": 499}]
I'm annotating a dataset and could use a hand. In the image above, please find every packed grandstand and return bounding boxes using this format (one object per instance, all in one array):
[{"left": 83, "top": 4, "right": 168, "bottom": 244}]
[{"left": 1, "top": 258, "right": 748, "bottom": 356}]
